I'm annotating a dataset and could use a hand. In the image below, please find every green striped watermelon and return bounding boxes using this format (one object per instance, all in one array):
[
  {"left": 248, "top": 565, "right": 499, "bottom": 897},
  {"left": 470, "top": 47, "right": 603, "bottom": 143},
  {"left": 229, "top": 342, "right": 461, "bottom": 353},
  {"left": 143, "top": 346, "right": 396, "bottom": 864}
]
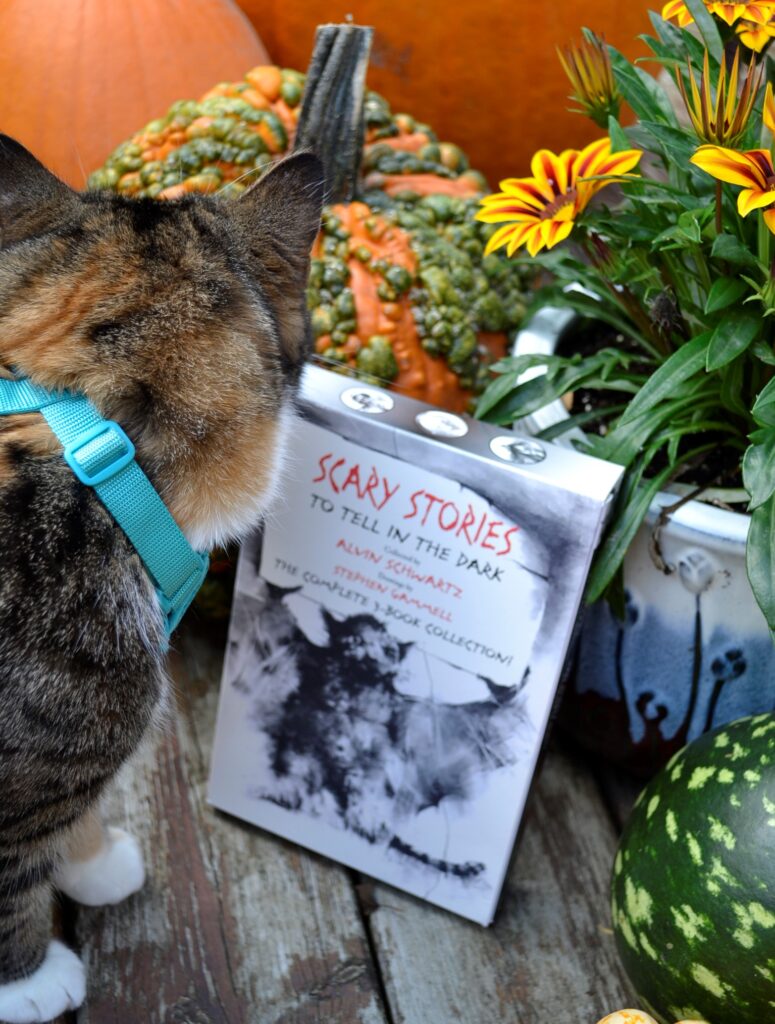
[{"left": 611, "top": 713, "right": 775, "bottom": 1024}]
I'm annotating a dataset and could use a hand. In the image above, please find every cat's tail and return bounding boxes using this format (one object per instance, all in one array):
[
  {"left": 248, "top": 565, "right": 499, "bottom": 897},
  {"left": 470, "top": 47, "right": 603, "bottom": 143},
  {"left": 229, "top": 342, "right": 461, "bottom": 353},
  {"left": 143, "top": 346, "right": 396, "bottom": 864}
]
[{"left": 387, "top": 835, "right": 485, "bottom": 880}]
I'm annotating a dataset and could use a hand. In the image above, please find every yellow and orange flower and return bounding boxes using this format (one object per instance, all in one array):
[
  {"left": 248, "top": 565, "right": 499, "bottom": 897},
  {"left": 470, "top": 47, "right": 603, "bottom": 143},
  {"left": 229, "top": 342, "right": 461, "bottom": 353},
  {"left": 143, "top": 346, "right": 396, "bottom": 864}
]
[
  {"left": 691, "top": 144, "right": 775, "bottom": 231},
  {"left": 662, "top": 0, "right": 775, "bottom": 26},
  {"left": 736, "top": 14, "right": 775, "bottom": 50},
  {"left": 709, "top": 2, "right": 775, "bottom": 24},
  {"left": 476, "top": 138, "right": 642, "bottom": 257},
  {"left": 662, "top": 0, "right": 696, "bottom": 25}
]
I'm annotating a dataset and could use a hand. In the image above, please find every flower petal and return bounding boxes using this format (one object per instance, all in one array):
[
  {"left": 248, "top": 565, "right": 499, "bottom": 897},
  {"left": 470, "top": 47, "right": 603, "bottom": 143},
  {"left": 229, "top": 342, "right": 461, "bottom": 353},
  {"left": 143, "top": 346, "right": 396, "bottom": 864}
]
[
  {"left": 585, "top": 149, "right": 643, "bottom": 179},
  {"left": 706, "top": 3, "right": 775, "bottom": 26},
  {"left": 737, "top": 186, "right": 775, "bottom": 216},
  {"left": 762, "top": 206, "right": 775, "bottom": 235},
  {"left": 542, "top": 219, "right": 575, "bottom": 250},
  {"left": 690, "top": 145, "right": 770, "bottom": 188},
  {"left": 737, "top": 19, "right": 775, "bottom": 50},
  {"left": 530, "top": 148, "right": 577, "bottom": 194},
  {"left": 525, "top": 224, "right": 548, "bottom": 256},
  {"left": 483, "top": 223, "right": 520, "bottom": 256},
  {"left": 498, "top": 176, "right": 555, "bottom": 203},
  {"left": 476, "top": 209, "right": 538, "bottom": 223},
  {"left": 662, "top": 1, "right": 694, "bottom": 25},
  {"left": 708, "top": 3, "right": 743, "bottom": 26},
  {"left": 508, "top": 223, "right": 541, "bottom": 256},
  {"left": 573, "top": 137, "right": 612, "bottom": 178},
  {"left": 496, "top": 180, "right": 553, "bottom": 209},
  {"left": 764, "top": 81, "right": 775, "bottom": 134}
]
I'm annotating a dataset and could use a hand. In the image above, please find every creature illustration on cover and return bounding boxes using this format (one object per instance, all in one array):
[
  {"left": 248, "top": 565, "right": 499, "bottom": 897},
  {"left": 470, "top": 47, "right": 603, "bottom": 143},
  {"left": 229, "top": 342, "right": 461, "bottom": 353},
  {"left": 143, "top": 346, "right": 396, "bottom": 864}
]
[
  {"left": 230, "top": 584, "right": 527, "bottom": 880},
  {"left": 0, "top": 135, "right": 323, "bottom": 1022}
]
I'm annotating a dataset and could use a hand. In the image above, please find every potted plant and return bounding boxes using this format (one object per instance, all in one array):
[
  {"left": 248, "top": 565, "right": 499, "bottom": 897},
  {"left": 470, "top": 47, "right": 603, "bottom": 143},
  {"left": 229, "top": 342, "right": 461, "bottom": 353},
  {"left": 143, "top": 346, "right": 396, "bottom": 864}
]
[{"left": 475, "top": 0, "right": 775, "bottom": 774}]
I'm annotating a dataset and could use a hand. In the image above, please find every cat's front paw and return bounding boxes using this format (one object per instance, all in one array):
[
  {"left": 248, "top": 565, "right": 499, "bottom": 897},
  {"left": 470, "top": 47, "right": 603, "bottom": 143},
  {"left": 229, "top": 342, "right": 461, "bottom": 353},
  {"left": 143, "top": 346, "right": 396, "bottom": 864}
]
[
  {"left": 56, "top": 826, "right": 145, "bottom": 906},
  {"left": 0, "top": 940, "right": 85, "bottom": 1023}
]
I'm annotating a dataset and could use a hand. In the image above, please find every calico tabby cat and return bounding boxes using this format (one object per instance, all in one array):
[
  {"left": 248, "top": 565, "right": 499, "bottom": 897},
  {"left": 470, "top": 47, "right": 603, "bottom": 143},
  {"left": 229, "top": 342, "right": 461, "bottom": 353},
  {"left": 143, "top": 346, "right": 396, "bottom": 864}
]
[{"left": 0, "top": 134, "right": 323, "bottom": 1023}]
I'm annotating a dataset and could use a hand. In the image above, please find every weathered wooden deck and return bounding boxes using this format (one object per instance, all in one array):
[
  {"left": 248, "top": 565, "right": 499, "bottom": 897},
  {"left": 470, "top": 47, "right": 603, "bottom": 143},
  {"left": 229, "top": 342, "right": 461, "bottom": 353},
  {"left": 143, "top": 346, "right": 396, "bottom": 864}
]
[{"left": 54, "top": 625, "right": 640, "bottom": 1024}]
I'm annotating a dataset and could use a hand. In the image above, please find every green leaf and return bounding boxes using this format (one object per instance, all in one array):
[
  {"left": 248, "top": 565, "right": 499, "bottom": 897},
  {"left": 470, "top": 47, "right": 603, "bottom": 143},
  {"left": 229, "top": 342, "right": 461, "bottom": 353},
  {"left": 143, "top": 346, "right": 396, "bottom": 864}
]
[
  {"left": 637, "top": 120, "right": 697, "bottom": 165},
  {"left": 753, "top": 376, "right": 775, "bottom": 427},
  {"left": 477, "top": 371, "right": 569, "bottom": 426},
  {"left": 746, "top": 492, "right": 775, "bottom": 629},
  {"left": 607, "top": 115, "right": 631, "bottom": 154},
  {"left": 704, "top": 277, "right": 749, "bottom": 314},
  {"left": 617, "top": 333, "right": 710, "bottom": 427},
  {"left": 478, "top": 361, "right": 598, "bottom": 425},
  {"left": 592, "top": 387, "right": 711, "bottom": 466},
  {"left": 711, "top": 233, "right": 760, "bottom": 269},
  {"left": 649, "top": 9, "right": 720, "bottom": 74},
  {"left": 586, "top": 460, "right": 676, "bottom": 603},
  {"left": 620, "top": 175, "right": 710, "bottom": 204},
  {"left": 651, "top": 207, "right": 714, "bottom": 250},
  {"left": 706, "top": 311, "right": 760, "bottom": 371},
  {"left": 752, "top": 338, "right": 775, "bottom": 366},
  {"left": 487, "top": 353, "right": 562, "bottom": 376},
  {"left": 475, "top": 354, "right": 564, "bottom": 418},
  {"left": 609, "top": 46, "right": 679, "bottom": 126},
  {"left": 683, "top": 0, "right": 723, "bottom": 61},
  {"left": 743, "top": 432, "right": 775, "bottom": 510},
  {"left": 720, "top": 357, "right": 749, "bottom": 419}
]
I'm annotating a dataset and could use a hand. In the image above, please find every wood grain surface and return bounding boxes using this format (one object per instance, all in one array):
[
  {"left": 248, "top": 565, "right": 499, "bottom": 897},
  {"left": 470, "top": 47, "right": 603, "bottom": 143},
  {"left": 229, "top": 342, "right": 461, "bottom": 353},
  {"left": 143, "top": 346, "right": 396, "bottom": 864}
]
[
  {"left": 72, "top": 630, "right": 387, "bottom": 1024},
  {"left": 40, "top": 626, "right": 639, "bottom": 1024}
]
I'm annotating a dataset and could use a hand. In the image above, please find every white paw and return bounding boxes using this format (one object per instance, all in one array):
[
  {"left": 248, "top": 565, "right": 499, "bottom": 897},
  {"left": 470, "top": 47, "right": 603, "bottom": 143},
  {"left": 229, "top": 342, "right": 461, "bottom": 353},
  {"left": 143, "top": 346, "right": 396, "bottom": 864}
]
[
  {"left": 0, "top": 940, "right": 85, "bottom": 1023},
  {"left": 56, "top": 826, "right": 145, "bottom": 906}
]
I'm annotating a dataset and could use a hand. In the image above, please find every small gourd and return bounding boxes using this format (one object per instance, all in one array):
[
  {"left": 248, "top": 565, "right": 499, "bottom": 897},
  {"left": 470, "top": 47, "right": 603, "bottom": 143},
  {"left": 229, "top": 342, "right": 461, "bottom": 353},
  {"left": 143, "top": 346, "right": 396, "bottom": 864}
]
[{"left": 596, "top": 1012, "right": 709, "bottom": 1024}]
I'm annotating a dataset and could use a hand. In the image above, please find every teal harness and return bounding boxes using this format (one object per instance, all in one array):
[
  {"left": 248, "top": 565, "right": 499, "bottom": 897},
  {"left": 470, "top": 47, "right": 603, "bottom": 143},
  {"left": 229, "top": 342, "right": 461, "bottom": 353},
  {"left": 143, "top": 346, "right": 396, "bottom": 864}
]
[{"left": 0, "top": 374, "right": 209, "bottom": 635}]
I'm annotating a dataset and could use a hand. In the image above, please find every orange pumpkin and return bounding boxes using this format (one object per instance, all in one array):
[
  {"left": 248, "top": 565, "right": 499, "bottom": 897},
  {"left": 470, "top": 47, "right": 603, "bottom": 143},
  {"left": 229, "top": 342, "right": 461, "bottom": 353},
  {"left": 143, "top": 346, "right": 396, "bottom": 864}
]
[
  {"left": 0, "top": 0, "right": 269, "bottom": 188},
  {"left": 236, "top": 0, "right": 654, "bottom": 186}
]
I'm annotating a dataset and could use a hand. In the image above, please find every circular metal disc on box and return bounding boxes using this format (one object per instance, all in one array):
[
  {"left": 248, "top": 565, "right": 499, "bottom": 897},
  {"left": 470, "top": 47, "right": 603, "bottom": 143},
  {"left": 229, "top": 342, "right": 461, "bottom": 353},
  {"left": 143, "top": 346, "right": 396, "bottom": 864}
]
[
  {"left": 415, "top": 410, "right": 469, "bottom": 438},
  {"left": 340, "top": 387, "right": 394, "bottom": 414},
  {"left": 490, "top": 436, "right": 546, "bottom": 464}
]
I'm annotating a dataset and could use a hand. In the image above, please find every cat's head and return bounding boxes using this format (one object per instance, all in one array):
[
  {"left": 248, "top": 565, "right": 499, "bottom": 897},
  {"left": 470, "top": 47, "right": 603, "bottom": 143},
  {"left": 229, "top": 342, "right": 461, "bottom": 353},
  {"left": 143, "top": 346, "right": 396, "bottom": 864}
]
[
  {"left": 0, "top": 135, "right": 324, "bottom": 548},
  {"left": 322, "top": 610, "right": 411, "bottom": 685}
]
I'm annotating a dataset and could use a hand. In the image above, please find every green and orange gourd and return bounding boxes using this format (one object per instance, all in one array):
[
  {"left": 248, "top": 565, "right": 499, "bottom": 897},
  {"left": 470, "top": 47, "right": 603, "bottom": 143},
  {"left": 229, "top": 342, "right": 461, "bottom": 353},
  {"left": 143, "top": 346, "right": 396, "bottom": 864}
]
[{"left": 89, "top": 27, "right": 533, "bottom": 413}]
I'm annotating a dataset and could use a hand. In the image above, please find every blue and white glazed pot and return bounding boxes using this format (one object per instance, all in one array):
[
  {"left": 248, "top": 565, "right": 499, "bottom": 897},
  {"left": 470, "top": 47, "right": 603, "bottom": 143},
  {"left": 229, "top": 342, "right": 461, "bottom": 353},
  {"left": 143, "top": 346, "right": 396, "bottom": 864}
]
[{"left": 513, "top": 308, "right": 775, "bottom": 776}]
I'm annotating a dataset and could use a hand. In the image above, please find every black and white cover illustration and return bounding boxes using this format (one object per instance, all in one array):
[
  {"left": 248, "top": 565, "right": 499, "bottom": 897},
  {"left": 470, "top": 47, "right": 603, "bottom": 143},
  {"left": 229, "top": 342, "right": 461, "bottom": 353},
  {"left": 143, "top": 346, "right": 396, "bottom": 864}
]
[{"left": 209, "top": 416, "right": 605, "bottom": 924}]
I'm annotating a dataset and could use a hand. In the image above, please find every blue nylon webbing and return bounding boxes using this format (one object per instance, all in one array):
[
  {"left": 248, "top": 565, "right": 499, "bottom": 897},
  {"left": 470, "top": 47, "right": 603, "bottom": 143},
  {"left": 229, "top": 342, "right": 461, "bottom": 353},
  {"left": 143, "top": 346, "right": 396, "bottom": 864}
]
[{"left": 0, "top": 376, "right": 208, "bottom": 634}]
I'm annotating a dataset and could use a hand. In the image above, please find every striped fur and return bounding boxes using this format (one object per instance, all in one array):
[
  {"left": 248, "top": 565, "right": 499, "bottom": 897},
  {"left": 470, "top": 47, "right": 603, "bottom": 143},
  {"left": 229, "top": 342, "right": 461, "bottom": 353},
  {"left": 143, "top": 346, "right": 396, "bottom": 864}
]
[{"left": 0, "top": 135, "right": 323, "bottom": 984}]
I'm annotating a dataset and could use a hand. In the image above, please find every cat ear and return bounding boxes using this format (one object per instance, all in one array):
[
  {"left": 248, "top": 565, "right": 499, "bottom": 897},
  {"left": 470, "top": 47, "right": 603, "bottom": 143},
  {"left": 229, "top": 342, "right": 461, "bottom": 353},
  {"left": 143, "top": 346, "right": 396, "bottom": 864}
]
[
  {"left": 264, "top": 580, "right": 302, "bottom": 602},
  {"left": 0, "top": 135, "right": 81, "bottom": 247},
  {"left": 233, "top": 151, "right": 325, "bottom": 275},
  {"left": 320, "top": 607, "right": 341, "bottom": 637}
]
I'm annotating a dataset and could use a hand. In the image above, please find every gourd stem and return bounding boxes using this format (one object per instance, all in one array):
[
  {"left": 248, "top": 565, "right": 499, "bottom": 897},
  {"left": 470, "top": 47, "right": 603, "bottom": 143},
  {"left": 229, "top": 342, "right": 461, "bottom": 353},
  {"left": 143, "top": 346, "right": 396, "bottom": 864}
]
[{"left": 293, "top": 24, "right": 374, "bottom": 203}]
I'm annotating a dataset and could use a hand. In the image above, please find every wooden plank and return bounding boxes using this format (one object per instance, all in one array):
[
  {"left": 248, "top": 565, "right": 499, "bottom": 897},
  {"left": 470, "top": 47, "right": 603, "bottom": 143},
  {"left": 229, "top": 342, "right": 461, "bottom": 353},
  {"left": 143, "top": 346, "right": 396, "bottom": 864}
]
[
  {"left": 364, "top": 742, "right": 635, "bottom": 1024},
  {"left": 74, "top": 628, "right": 388, "bottom": 1024},
  {"left": 594, "top": 765, "right": 645, "bottom": 832}
]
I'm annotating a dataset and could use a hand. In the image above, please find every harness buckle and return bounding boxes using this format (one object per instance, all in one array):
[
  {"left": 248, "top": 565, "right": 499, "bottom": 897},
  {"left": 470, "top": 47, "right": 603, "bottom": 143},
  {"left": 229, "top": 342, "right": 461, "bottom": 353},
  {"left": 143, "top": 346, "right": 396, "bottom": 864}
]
[{"left": 63, "top": 421, "right": 136, "bottom": 487}]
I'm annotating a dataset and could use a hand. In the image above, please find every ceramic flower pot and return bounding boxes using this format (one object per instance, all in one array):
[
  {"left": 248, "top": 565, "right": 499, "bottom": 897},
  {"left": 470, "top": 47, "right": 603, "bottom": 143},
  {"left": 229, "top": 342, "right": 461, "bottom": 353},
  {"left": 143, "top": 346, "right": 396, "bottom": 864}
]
[{"left": 513, "top": 308, "right": 775, "bottom": 777}]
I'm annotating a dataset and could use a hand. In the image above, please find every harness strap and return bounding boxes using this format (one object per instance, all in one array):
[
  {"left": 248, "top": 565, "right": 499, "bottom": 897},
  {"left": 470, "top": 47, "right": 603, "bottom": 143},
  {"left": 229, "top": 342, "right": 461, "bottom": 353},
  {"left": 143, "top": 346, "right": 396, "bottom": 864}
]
[{"left": 0, "top": 376, "right": 208, "bottom": 635}]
